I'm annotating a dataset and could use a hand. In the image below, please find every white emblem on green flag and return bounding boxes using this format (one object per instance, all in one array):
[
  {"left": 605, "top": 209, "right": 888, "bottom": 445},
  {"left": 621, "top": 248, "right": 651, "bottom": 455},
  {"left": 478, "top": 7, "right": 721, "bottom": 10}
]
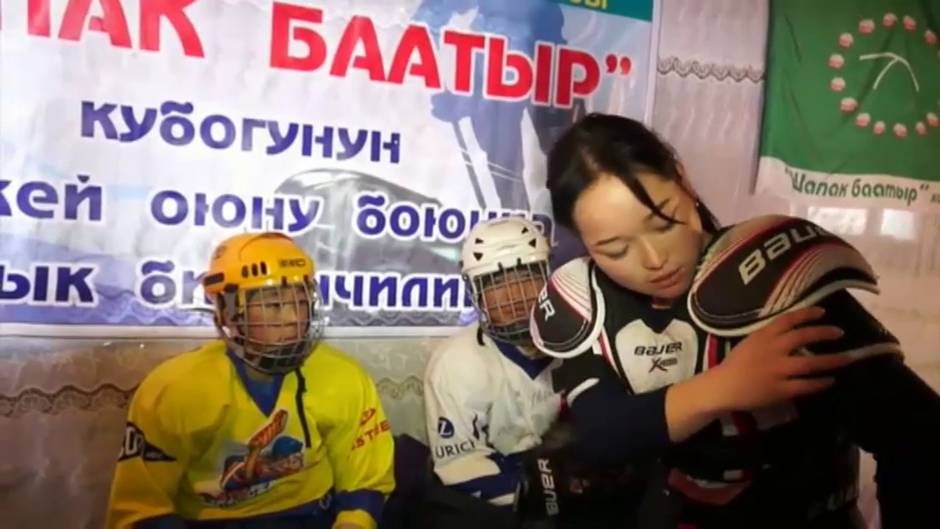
[{"left": 757, "top": 0, "right": 940, "bottom": 210}]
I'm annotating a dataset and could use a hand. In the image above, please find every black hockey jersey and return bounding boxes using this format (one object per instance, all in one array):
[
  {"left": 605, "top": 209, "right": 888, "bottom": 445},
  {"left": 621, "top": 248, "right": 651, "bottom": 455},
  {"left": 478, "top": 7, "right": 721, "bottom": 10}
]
[{"left": 529, "top": 256, "right": 935, "bottom": 528}]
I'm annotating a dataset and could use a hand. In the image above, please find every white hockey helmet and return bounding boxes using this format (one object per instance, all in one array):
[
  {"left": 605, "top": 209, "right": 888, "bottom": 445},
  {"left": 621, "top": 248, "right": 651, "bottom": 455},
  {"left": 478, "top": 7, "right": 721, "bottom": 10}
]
[{"left": 461, "top": 217, "right": 550, "bottom": 344}]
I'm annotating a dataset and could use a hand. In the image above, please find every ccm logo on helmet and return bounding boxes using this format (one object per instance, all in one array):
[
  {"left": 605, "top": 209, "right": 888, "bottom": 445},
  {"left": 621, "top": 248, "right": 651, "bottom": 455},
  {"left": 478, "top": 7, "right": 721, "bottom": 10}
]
[
  {"left": 738, "top": 224, "right": 829, "bottom": 285},
  {"left": 279, "top": 258, "right": 306, "bottom": 267},
  {"left": 537, "top": 458, "right": 560, "bottom": 516}
]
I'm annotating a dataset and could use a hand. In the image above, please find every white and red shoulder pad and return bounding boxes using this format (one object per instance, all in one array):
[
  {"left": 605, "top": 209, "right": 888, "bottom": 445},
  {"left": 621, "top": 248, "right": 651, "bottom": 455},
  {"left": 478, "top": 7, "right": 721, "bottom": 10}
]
[
  {"left": 530, "top": 257, "right": 605, "bottom": 359},
  {"left": 688, "top": 215, "right": 901, "bottom": 359}
]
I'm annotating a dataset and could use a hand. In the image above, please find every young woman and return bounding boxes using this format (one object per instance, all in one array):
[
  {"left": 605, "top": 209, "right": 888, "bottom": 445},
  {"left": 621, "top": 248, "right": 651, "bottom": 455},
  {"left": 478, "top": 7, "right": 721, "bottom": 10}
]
[{"left": 529, "top": 114, "right": 940, "bottom": 529}]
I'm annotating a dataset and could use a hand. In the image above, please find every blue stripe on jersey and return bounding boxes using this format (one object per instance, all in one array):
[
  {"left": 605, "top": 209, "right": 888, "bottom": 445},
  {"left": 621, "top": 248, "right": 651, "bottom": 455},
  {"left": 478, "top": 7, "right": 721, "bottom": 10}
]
[
  {"left": 134, "top": 514, "right": 185, "bottom": 529},
  {"left": 177, "top": 492, "right": 334, "bottom": 528},
  {"left": 494, "top": 340, "right": 553, "bottom": 379},
  {"left": 449, "top": 452, "right": 521, "bottom": 502},
  {"left": 228, "top": 350, "right": 285, "bottom": 417},
  {"left": 334, "top": 489, "right": 386, "bottom": 521}
]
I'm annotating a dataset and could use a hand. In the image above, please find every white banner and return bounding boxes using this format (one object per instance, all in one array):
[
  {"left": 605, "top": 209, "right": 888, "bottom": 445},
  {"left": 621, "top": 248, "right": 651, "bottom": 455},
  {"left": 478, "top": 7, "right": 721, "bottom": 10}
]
[{"left": 0, "top": 0, "right": 659, "bottom": 338}]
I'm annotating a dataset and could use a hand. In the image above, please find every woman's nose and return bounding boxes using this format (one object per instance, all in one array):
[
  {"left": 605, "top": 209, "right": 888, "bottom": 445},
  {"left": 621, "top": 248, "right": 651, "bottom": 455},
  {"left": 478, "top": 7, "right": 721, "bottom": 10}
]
[{"left": 638, "top": 236, "right": 666, "bottom": 270}]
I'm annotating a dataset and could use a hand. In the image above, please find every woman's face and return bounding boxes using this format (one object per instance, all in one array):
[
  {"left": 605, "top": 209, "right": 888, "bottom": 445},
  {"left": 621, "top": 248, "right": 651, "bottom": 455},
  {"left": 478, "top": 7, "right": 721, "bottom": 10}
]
[{"left": 572, "top": 172, "right": 705, "bottom": 301}]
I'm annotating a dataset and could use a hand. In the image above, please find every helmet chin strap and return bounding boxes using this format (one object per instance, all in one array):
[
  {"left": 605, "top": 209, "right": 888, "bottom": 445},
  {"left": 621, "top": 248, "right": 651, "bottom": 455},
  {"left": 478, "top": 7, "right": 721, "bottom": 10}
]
[
  {"left": 516, "top": 343, "right": 542, "bottom": 358},
  {"left": 240, "top": 358, "right": 275, "bottom": 383},
  {"left": 485, "top": 321, "right": 542, "bottom": 355}
]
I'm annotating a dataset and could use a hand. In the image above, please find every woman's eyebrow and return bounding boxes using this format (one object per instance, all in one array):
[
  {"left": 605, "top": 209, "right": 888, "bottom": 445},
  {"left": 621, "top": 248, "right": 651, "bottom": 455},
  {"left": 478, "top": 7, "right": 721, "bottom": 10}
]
[{"left": 644, "top": 198, "right": 673, "bottom": 220}]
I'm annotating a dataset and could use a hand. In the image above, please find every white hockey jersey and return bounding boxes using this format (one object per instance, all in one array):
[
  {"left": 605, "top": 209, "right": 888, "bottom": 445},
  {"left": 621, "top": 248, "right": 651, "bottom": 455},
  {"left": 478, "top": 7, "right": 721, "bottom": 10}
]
[{"left": 424, "top": 325, "right": 562, "bottom": 506}]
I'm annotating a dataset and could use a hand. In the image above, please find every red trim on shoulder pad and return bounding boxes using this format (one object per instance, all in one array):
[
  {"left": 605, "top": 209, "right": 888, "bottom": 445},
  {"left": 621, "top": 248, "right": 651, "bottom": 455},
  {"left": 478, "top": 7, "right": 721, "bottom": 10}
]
[{"left": 530, "top": 259, "right": 604, "bottom": 359}]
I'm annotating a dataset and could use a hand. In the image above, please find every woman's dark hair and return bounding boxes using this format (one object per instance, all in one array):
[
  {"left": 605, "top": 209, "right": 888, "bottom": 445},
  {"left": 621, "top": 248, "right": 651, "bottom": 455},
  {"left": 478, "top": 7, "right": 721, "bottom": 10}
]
[{"left": 546, "top": 113, "right": 718, "bottom": 232}]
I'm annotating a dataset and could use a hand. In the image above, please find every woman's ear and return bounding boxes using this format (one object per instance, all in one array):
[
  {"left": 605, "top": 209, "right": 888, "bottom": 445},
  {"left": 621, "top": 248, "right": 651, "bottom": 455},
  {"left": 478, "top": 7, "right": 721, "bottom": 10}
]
[
  {"left": 674, "top": 162, "right": 707, "bottom": 233},
  {"left": 676, "top": 162, "right": 700, "bottom": 204}
]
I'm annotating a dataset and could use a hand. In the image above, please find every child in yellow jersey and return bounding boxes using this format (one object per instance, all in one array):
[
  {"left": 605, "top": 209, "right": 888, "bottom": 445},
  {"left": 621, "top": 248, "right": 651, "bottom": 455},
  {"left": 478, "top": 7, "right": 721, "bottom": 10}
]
[{"left": 107, "top": 232, "right": 395, "bottom": 529}]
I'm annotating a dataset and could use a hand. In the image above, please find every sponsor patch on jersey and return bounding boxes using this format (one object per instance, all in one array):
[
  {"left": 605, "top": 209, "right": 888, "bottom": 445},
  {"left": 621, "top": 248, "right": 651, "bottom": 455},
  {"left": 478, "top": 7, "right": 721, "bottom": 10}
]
[
  {"left": 359, "top": 407, "right": 377, "bottom": 426},
  {"left": 352, "top": 419, "right": 391, "bottom": 451},
  {"left": 437, "top": 417, "right": 456, "bottom": 439},
  {"left": 118, "top": 422, "right": 176, "bottom": 462},
  {"left": 434, "top": 440, "right": 476, "bottom": 459}
]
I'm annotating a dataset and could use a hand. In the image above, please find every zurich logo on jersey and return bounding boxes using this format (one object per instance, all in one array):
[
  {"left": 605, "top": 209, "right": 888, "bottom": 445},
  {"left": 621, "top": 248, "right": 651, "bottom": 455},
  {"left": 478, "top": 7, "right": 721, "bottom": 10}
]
[{"left": 437, "top": 417, "right": 455, "bottom": 439}]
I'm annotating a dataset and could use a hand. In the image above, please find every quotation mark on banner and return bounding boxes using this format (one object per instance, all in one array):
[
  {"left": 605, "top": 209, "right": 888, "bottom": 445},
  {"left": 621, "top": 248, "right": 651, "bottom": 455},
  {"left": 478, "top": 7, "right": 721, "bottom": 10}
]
[{"left": 605, "top": 55, "right": 632, "bottom": 76}]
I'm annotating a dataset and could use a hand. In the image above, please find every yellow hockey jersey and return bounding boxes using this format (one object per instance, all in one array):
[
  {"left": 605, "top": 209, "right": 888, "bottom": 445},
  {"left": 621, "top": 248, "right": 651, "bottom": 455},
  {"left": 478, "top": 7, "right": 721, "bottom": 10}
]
[{"left": 106, "top": 340, "right": 395, "bottom": 529}]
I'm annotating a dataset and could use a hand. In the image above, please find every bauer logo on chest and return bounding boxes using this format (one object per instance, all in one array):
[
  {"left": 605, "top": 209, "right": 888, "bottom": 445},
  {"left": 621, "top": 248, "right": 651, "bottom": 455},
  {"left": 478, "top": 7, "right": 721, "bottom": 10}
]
[{"left": 612, "top": 318, "right": 699, "bottom": 393}]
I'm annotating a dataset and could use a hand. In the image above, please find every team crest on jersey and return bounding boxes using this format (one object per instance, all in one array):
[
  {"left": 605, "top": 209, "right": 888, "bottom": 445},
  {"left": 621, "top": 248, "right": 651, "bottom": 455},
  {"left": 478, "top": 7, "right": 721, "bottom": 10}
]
[
  {"left": 199, "top": 409, "right": 305, "bottom": 507},
  {"left": 118, "top": 422, "right": 176, "bottom": 462},
  {"left": 613, "top": 319, "right": 699, "bottom": 393}
]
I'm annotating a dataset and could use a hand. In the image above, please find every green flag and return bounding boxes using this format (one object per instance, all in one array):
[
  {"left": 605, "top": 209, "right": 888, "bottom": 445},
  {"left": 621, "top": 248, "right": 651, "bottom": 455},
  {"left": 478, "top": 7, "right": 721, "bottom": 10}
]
[{"left": 757, "top": 0, "right": 940, "bottom": 210}]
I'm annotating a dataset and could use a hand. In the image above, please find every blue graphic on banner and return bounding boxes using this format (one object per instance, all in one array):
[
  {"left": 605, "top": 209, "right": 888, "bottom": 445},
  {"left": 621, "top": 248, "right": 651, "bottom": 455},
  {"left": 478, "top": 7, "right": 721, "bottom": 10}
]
[{"left": 415, "top": 0, "right": 580, "bottom": 210}]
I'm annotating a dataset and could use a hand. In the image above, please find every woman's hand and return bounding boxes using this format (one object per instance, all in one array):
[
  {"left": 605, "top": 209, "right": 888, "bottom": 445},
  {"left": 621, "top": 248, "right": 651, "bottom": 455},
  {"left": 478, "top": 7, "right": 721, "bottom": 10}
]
[
  {"left": 666, "top": 306, "right": 854, "bottom": 443},
  {"left": 709, "top": 306, "right": 854, "bottom": 411}
]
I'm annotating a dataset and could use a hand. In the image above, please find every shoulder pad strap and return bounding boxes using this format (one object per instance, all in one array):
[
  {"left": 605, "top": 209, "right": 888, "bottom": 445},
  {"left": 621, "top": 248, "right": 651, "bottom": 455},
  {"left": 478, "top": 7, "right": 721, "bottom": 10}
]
[
  {"left": 531, "top": 258, "right": 605, "bottom": 359},
  {"left": 804, "top": 290, "right": 901, "bottom": 360},
  {"left": 689, "top": 215, "right": 878, "bottom": 336}
]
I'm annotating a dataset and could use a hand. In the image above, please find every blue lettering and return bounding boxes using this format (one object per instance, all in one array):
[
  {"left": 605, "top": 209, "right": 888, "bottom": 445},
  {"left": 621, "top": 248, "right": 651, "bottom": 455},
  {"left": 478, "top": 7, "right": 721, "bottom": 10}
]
[
  {"left": 81, "top": 101, "right": 118, "bottom": 139},
  {"left": 119, "top": 105, "right": 158, "bottom": 142},
  {"left": 200, "top": 114, "right": 237, "bottom": 149},
  {"left": 355, "top": 193, "right": 388, "bottom": 238},
  {"left": 158, "top": 101, "right": 196, "bottom": 146}
]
